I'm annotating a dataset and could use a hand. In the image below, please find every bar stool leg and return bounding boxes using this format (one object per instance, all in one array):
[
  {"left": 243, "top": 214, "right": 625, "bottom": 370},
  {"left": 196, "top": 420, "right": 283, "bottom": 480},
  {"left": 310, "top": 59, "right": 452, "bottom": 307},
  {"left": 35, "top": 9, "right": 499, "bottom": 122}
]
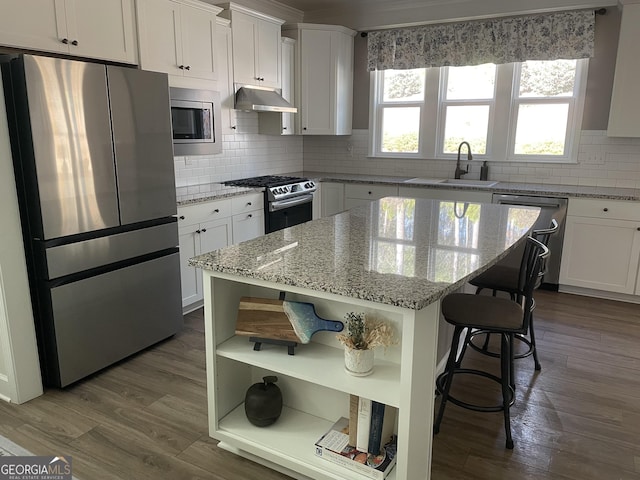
[
  {"left": 434, "top": 326, "right": 464, "bottom": 434},
  {"left": 529, "top": 314, "right": 541, "bottom": 371},
  {"left": 501, "top": 333, "right": 514, "bottom": 449}
]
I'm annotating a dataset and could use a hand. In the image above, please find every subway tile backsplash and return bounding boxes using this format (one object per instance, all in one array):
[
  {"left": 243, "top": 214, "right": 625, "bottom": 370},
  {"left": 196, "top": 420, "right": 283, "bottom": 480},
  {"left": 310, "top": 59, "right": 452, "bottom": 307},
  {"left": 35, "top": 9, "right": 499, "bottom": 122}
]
[
  {"left": 175, "top": 123, "right": 640, "bottom": 202},
  {"left": 303, "top": 130, "right": 640, "bottom": 188}
]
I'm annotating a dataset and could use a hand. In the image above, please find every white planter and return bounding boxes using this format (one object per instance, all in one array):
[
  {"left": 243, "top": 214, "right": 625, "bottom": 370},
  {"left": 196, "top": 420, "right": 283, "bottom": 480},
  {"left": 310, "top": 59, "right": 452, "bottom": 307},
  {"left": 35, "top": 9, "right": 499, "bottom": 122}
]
[{"left": 344, "top": 347, "right": 374, "bottom": 376}]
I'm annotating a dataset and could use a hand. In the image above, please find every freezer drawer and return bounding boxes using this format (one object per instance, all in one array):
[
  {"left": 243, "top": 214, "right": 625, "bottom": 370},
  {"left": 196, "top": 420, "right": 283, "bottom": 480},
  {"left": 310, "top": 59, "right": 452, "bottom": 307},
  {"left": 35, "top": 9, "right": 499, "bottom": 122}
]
[
  {"left": 45, "top": 221, "right": 178, "bottom": 279},
  {"left": 47, "top": 253, "right": 182, "bottom": 387}
]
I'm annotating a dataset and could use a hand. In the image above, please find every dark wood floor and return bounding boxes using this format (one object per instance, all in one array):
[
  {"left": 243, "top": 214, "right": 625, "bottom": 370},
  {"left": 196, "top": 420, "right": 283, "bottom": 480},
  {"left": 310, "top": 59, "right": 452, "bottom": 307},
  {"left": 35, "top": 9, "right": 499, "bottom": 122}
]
[{"left": 0, "top": 290, "right": 639, "bottom": 479}]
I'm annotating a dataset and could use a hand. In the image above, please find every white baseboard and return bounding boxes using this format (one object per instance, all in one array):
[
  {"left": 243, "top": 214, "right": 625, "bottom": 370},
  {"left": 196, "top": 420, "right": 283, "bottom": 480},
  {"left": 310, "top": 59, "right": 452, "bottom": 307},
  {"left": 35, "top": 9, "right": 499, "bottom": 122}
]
[{"left": 558, "top": 285, "right": 640, "bottom": 304}]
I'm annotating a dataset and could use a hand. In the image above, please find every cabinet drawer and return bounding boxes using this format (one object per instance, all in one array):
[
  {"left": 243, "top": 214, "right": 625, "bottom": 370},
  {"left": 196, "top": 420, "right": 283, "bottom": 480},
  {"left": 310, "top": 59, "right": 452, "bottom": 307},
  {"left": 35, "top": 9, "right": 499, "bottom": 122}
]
[
  {"left": 177, "top": 198, "right": 232, "bottom": 226},
  {"left": 567, "top": 198, "right": 640, "bottom": 222},
  {"left": 345, "top": 183, "right": 398, "bottom": 200},
  {"left": 232, "top": 192, "right": 264, "bottom": 215}
]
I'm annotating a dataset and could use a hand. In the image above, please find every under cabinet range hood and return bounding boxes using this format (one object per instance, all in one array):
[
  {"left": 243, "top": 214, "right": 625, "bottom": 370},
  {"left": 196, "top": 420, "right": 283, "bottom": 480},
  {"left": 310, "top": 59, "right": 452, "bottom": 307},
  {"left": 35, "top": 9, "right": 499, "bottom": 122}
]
[{"left": 234, "top": 84, "right": 297, "bottom": 113}]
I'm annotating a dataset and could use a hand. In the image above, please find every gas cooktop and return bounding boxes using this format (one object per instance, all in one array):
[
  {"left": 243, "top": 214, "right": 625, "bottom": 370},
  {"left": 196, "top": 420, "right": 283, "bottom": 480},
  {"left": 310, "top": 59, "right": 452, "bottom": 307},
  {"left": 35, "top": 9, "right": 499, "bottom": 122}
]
[{"left": 224, "top": 175, "right": 307, "bottom": 188}]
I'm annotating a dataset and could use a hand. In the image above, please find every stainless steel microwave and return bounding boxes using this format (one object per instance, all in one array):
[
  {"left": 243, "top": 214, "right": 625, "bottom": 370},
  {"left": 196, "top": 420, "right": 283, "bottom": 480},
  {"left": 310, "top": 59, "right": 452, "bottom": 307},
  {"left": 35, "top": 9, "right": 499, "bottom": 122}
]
[{"left": 170, "top": 87, "right": 222, "bottom": 155}]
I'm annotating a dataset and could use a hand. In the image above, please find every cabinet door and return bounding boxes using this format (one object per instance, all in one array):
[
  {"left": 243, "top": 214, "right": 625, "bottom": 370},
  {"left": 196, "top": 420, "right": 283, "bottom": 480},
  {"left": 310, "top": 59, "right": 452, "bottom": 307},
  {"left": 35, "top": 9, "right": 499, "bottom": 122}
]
[
  {"left": 257, "top": 19, "right": 281, "bottom": 88},
  {"left": 231, "top": 11, "right": 259, "bottom": 85},
  {"left": 0, "top": 0, "right": 68, "bottom": 54},
  {"left": 300, "top": 29, "right": 334, "bottom": 134},
  {"left": 559, "top": 216, "right": 640, "bottom": 294},
  {"left": 233, "top": 211, "right": 265, "bottom": 244},
  {"left": 66, "top": 0, "right": 137, "bottom": 64},
  {"left": 180, "top": 4, "right": 217, "bottom": 81},
  {"left": 281, "top": 38, "right": 296, "bottom": 134},
  {"left": 199, "top": 218, "right": 232, "bottom": 255},
  {"left": 136, "top": 0, "right": 183, "bottom": 76},
  {"left": 179, "top": 224, "right": 201, "bottom": 308},
  {"left": 321, "top": 183, "right": 345, "bottom": 217},
  {"left": 215, "top": 22, "right": 237, "bottom": 134}
]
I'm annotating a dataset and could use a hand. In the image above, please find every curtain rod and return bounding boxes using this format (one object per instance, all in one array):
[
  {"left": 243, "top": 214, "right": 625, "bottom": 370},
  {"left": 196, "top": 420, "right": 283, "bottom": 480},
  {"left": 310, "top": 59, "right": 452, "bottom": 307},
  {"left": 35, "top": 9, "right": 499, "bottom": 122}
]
[{"left": 359, "top": 8, "right": 607, "bottom": 37}]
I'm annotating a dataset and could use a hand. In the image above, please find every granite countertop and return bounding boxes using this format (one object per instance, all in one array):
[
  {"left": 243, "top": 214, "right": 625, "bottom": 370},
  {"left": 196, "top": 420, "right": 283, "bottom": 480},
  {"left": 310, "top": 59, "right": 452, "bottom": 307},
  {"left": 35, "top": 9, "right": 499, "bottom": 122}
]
[
  {"left": 177, "top": 185, "right": 264, "bottom": 207},
  {"left": 303, "top": 171, "right": 640, "bottom": 201},
  {"left": 189, "top": 198, "right": 539, "bottom": 310}
]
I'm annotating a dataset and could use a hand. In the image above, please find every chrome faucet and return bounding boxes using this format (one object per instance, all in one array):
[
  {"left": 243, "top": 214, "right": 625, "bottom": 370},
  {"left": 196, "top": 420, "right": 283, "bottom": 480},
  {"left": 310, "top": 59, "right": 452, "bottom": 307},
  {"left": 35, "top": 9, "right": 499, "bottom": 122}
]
[{"left": 455, "top": 141, "right": 473, "bottom": 179}]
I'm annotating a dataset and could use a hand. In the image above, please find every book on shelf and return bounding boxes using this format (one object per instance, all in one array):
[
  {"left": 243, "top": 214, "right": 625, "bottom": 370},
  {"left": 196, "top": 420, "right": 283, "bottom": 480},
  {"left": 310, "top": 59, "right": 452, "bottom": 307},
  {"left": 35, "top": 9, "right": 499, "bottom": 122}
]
[
  {"left": 356, "top": 397, "right": 372, "bottom": 452},
  {"left": 314, "top": 417, "right": 398, "bottom": 480},
  {"left": 349, "top": 394, "right": 359, "bottom": 447},
  {"left": 368, "top": 401, "right": 397, "bottom": 456}
]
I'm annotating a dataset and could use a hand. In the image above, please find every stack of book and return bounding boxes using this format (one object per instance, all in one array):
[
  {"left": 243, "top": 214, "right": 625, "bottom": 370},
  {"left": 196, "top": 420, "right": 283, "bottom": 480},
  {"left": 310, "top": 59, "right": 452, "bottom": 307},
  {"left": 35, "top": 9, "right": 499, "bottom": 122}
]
[{"left": 313, "top": 395, "right": 397, "bottom": 479}]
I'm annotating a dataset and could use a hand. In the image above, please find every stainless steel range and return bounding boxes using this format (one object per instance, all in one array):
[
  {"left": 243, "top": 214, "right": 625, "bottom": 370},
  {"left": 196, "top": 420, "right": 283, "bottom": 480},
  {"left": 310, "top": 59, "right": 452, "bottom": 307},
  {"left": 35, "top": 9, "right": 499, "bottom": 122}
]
[{"left": 224, "top": 175, "right": 316, "bottom": 233}]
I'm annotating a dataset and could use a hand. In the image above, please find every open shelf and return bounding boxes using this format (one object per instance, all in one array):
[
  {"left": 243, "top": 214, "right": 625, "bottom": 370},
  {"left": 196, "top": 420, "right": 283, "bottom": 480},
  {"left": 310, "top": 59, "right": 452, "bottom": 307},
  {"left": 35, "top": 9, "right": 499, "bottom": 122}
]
[
  {"left": 216, "top": 336, "right": 401, "bottom": 407},
  {"left": 217, "top": 404, "right": 397, "bottom": 480}
]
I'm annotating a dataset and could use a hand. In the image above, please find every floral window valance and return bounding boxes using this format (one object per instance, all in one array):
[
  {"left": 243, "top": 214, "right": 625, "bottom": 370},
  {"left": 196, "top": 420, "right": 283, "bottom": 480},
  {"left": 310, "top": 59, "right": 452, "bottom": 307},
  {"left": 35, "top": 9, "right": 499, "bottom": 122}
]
[{"left": 367, "top": 10, "right": 595, "bottom": 71}]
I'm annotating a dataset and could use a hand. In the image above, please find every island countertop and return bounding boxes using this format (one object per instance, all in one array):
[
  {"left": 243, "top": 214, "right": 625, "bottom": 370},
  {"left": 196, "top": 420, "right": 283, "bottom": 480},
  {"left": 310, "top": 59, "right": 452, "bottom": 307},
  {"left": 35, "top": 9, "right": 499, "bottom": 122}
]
[{"left": 189, "top": 197, "right": 539, "bottom": 310}]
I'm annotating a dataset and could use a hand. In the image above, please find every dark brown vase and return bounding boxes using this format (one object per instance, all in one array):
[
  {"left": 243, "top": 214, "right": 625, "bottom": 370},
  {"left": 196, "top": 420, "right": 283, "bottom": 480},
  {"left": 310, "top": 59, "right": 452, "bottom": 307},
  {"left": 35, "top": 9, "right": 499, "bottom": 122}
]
[{"left": 244, "top": 376, "right": 283, "bottom": 427}]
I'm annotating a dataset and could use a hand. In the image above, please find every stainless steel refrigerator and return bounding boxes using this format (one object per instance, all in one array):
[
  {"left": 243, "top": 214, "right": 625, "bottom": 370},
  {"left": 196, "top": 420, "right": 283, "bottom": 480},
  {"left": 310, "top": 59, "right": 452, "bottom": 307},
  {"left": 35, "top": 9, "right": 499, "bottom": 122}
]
[{"left": 2, "top": 54, "right": 182, "bottom": 387}]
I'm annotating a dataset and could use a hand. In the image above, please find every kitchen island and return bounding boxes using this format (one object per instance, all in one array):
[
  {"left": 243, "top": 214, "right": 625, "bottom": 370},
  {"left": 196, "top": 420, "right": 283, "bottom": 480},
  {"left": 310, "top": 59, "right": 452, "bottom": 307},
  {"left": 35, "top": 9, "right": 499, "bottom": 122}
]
[{"left": 189, "top": 197, "right": 540, "bottom": 480}]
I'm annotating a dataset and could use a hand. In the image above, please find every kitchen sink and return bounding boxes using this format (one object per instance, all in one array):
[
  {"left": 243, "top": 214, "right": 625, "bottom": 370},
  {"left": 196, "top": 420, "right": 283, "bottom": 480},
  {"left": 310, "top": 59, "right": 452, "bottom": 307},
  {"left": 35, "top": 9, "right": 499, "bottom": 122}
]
[
  {"left": 404, "top": 177, "right": 498, "bottom": 187},
  {"left": 440, "top": 179, "right": 498, "bottom": 187}
]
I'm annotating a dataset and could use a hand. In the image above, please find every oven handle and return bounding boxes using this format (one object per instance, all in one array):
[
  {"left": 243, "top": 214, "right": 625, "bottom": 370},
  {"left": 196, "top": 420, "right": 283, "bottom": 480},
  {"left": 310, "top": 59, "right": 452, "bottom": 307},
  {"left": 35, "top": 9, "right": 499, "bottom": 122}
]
[{"left": 269, "top": 194, "right": 314, "bottom": 212}]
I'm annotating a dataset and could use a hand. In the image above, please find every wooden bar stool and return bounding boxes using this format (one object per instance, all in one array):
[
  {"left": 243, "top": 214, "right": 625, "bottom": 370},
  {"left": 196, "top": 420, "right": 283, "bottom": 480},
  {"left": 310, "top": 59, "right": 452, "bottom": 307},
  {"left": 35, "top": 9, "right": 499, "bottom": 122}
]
[
  {"left": 434, "top": 236, "right": 549, "bottom": 449},
  {"left": 468, "top": 219, "right": 558, "bottom": 370}
]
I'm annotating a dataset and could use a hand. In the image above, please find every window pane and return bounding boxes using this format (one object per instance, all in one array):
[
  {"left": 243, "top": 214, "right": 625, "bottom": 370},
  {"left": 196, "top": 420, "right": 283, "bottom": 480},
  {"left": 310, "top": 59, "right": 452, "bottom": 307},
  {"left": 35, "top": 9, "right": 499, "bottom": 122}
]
[
  {"left": 442, "top": 106, "right": 488, "bottom": 154},
  {"left": 378, "top": 198, "right": 415, "bottom": 240},
  {"left": 446, "top": 64, "right": 496, "bottom": 100},
  {"left": 519, "top": 60, "right": 577, "bottom": 98},
  {"left": 383, "top": 69, "right": 425, "bottom": 102},
  {"left": 382, "top": 107, "right": 420, "bottom": 153},
  {"left": 514, "top": 104, "right": 569, "bottom": 155}
]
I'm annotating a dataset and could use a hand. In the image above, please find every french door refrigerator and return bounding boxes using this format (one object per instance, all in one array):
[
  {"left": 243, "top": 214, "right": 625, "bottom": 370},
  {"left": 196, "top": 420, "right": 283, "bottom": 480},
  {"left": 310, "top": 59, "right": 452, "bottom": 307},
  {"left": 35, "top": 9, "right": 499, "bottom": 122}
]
[{"left": 2, "top": 54, "right": 182, "bottom": 387}]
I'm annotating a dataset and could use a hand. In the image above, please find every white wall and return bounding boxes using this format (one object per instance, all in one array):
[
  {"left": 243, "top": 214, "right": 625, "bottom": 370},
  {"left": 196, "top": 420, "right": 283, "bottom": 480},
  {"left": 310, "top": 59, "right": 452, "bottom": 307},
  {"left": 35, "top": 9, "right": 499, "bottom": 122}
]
[
  {"left": 303, "top": 129, "right": 640, "bottom": 188},
  {"left": 0, "top": 75, "right": 43, "bottom": 404},
  {"left": 174, "top": 111, "right": 304, "bottom": 202}
]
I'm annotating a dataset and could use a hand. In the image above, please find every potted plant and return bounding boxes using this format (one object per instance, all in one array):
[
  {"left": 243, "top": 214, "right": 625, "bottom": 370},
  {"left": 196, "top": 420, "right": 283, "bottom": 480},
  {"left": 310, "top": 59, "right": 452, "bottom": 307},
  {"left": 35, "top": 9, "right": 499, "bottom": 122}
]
[{"left": 337, "top": 312, "right": 395, "bottom": 376}]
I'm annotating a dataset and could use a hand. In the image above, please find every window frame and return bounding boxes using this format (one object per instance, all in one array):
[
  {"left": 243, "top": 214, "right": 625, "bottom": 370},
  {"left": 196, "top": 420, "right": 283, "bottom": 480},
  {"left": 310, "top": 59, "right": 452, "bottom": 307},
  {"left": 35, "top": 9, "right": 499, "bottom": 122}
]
[{"left": 368, "top": 59, "right": 589, "bottom": 164}]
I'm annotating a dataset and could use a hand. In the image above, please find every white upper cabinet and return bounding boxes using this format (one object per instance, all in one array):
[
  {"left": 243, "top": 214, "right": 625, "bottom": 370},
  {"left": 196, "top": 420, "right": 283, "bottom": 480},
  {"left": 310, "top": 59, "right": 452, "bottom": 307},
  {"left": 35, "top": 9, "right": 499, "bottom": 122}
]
[
  {"left": 0, "top": 0, "right": 137, "bottom": 64},
  {"left": 218, "top": 3, "right": 284, "bottom": 88},
  {"left": 608, "top": 1, "right": 640, "bottom": 137},
  {"left": 136, "top": 0, "right": 222, "bottom": 81},
  {"left": 258, "top": 37, "right": 296, "bottom": 135},
  {"left": 216, "top": 19, "right": 237, "bottom": 134},
  {"left": 283, "top": 24, "right": 355, "bottom": 135}
]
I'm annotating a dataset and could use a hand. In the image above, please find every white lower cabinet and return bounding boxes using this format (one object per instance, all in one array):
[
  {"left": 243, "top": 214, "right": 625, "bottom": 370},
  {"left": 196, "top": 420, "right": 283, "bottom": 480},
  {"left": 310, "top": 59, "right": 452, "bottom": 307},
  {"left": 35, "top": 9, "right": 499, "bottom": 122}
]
[
  {"left": 178, "top": 193, "right": 264, "bottom": 310},
  {"left": 560, "top": 198, "right": 640, "bottom": 295},
  {"left": 320, "top": 182, "right": 345, "bottom": 217},
  {"left": 344, "top": 183, "right": 398, "bottom": 210},
  {"left": 398, "top": 186, "right": 493, "bottom": 203}
]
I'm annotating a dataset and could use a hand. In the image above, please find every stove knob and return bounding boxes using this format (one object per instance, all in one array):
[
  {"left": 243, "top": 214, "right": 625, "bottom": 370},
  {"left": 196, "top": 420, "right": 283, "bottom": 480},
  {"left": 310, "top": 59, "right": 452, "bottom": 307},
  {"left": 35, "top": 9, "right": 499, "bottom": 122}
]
[{"left": 309, "top": 181, "right": 315, "bottom": 188}]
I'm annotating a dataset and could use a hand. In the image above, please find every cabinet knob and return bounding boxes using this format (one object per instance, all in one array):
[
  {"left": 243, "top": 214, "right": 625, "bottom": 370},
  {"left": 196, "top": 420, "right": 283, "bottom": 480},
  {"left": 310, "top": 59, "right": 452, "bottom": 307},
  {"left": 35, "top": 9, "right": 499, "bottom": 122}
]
[
  {"left": 248, "top": 214, "right": 253, "bottom": 218},
  {"left": 71, "top": 40, "right": 78, "bottom": 46},
  {"left": 179, "top": 65, "right": 185, "bottom": 70},
  {"left": 368, "top": 191, "right": 372, "bottom": 195},
  {"left": 201, "top": 228, "right": 207, "bottom": 232},
  {"left": 196, "top": 229, "right": 201, "bottom": 234},
  {"left": 179, "top": 215, "right": 185, "bottom": 220},
  {"left": 637, "top": 227, "right": 640, "bottom": 231},
  {"left": 61, "top": 38, "right": 69, "bottom": 44},
  {"left": 214, "top": 209, "right": 220, "bottom": 213},
  {"left": 303, "top": 127, "right": 307, "bottom": 130},
  {"left": 185, "top": 65, "right": 191, "bottom": 71},
  {"left": 603, "top": 208, "right": 609, "bottom": 212},
  {"left": 247, "top": 202, "right": 252, "bottom": 206},
  {"left": 283, "top": 127, "right": 287, "bottom": 130},
  {"left": 231, "top": 126, "right": 237, "bottom": 130}
]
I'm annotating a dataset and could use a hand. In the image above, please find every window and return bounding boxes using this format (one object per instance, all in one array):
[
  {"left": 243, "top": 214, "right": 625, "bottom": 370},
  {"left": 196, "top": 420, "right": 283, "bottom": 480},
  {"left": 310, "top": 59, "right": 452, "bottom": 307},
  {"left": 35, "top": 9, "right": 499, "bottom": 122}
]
[{"left": 369, "top": 59, "right": 588, "bottom": 163}]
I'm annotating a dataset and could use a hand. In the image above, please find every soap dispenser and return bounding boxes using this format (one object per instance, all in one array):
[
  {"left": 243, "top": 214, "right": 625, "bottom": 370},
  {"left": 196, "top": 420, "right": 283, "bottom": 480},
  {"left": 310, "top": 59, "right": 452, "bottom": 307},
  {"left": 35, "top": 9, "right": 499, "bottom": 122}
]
[{"left": 480, "top": 161, "right": 489, "bottom": 181}]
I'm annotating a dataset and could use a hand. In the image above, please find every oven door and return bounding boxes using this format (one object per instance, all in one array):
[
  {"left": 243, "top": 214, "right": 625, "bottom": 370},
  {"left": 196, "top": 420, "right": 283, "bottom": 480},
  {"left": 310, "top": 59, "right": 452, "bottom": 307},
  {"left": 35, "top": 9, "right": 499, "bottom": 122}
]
[{"left": 267, "top": 194, "right": 313, "bottom": 233}]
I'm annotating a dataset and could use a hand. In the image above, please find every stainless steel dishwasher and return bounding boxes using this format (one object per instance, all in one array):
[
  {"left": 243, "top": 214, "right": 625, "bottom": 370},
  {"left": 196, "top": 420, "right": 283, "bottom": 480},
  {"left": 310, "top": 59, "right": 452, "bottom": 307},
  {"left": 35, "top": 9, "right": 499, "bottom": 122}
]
[{"left": 492, "top": 193, "right": 568, "bottom": 289}]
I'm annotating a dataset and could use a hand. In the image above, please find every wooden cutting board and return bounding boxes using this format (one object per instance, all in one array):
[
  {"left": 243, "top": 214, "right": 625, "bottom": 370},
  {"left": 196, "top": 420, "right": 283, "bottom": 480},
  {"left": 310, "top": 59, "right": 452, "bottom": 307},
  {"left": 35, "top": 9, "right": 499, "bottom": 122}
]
[{"left": 236, "top": 297, "right": 343, "bottom": 344}]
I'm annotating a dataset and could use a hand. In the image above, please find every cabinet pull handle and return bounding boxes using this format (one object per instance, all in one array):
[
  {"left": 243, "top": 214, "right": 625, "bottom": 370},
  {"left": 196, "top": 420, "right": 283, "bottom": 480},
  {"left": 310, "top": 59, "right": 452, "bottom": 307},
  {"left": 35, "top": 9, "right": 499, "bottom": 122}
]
[
  {"left": 201, "top": 228, "right": 207, "bottom": 232},
  {"left": 185, "top": 65, "right": 191, "bottom": 70},
  {"left": 71, "top": 40, "right": 78, "bottom": 46},
  {"left": 247, "top": 202, "right": 252, "bottom": 206},
  {"left": 196, "top": 229, "right": 201, "bottom": 234},
  {"left": 214, "top": 209, "right": 220, "bottom": 213},
  {"left": 179, "top": 65, "right": 185, "bottom": 70},
  {"left": 61, "top": 38, "right": 69, "bottom": 44},
  {"left": 179, "top": 215, "right": 185, "bottom": 220},
  {"left": 248, "top": 214, "right": 253, "bottom": 218},
  {"left": 603, "top": 208, "right": 609, "bottom": 212},
  {"left": 231, "top": 126, "right": 237, "bottom": 130}
]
